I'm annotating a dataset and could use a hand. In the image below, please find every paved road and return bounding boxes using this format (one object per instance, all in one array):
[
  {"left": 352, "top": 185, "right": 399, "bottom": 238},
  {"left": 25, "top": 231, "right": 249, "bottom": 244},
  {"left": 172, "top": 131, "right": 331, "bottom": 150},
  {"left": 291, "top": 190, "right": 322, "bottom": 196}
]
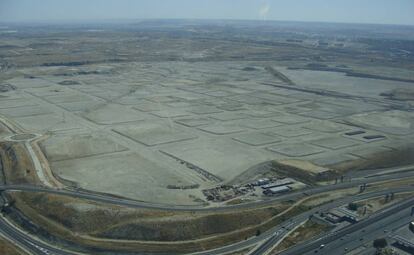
[
  {"left": 195, "top": 186, "right": 414, "bottom": 255},
  {"left": 1, "top": 168, "right": 413, "bottom": 213},
  {"left": 2, "top": 113, "right": 414, "bottom": 255},
  {"left": 314, "top": 209, "right": 412, "bottom": 255},
  {"left": 0, "top": 185, "right": 413, "bottom": 255},
  {"left": 1, "top": 187, "right": 411, "bottom": 255},
  {"left": 0, "top": 217, "right": 75, "bottom": 255},
  {"left": 279, "top": 196, "right": 414, "bottom": 255}
]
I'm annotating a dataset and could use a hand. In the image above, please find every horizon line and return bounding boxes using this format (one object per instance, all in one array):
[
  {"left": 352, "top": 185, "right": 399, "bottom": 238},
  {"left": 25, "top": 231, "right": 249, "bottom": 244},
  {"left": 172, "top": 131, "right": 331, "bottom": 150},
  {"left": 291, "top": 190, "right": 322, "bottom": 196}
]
[{"left": 1, "top": 17, "right": 413, "bottom": 28}]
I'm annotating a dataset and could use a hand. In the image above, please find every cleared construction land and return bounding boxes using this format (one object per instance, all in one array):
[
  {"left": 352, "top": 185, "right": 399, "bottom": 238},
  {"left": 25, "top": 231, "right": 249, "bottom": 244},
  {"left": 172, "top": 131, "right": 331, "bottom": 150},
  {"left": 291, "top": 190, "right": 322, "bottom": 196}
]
[{"left": 1, "top": 21, "right": 414, "bottom": 206}]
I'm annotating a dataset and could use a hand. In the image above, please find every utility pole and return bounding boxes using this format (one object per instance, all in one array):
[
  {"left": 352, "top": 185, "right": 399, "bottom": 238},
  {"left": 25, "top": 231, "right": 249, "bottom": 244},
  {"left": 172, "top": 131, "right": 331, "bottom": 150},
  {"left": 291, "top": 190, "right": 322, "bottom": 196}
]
[{"left": 359, "top": 183, "right": 367, "bottom": 193}]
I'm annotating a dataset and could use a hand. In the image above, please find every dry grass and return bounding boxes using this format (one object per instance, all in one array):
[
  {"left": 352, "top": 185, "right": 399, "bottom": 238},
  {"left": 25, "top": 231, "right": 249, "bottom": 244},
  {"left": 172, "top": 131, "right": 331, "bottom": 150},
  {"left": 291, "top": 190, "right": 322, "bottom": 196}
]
[
  {"left": 332, "top": 146, "right": 414, "bottom": 173},
  {"left": 367, "top": 177, "right": 414, "bottom": 190},
  {"left": 7, "top": 191, "right": 294, "bottom": 253},
  {"left": 0, "top": 236, "right": 27, "bottom": 255},
  {"left": 355, "top": 191, "right": 414, "bottom": 216},
  {"left": 11, "top": 191, "right": 288, "bottom": 241},
  {"left": 270, "top": 220, "right": 331, "bottom": 254},
  {"left": 0, "top": 142, "right": 39, "bottom": 185},
  {"left": 5, "top": 184, "right": 366, "bottom": 253},
  {"left": 227, "top": 247, "right": 252, "bottom": 255}
]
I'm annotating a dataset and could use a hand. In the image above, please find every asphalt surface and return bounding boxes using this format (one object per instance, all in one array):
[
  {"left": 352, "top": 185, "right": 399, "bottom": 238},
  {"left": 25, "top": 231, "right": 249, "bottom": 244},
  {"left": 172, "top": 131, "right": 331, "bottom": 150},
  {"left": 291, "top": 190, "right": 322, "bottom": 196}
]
[
  {"left": 0, "top": 187, "right": 411, "bottom": 255},
  {"left": 0, "top": 216, "right": 74, "bottom": 255},
  {"left": 1, "top": 99, "right": 414, "bottom": 255},
  {"left": 1, "top": 117, "right": 414, "bottom": 255},
  {"left": 0, "top": 169, "right": 412, "bottom": 255},
  {"left": 1, "top": 168, "right": 413, "bottom": 213},
  {"left": 194, "top": 186, "right": 414, "bottom": 255},
  {"left": 280, "top": 196, "right": 414, "bottom": 255}
]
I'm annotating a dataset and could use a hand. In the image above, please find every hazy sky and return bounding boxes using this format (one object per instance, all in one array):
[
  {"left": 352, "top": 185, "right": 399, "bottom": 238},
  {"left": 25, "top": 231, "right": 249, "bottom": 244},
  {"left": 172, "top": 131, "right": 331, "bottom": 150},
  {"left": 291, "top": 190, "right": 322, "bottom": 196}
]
[{"left": 1, "top": 0, "right": 413, "bottom": 25}]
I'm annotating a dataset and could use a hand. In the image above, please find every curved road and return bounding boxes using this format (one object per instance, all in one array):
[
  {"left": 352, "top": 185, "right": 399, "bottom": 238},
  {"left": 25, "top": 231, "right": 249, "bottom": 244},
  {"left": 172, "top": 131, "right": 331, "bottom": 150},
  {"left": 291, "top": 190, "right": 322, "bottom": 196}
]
[
  {"left": 1, "top": 186, "right": 414, "bottom": 255},
  {"left": 0, "top": 167, "right": 414, "bottom": 213},
  {"left": 2, "top": 117, "right": 414, "bottom": 254},
  {"left": 280, "top": 196, "right": 414, "bottom": 255}
]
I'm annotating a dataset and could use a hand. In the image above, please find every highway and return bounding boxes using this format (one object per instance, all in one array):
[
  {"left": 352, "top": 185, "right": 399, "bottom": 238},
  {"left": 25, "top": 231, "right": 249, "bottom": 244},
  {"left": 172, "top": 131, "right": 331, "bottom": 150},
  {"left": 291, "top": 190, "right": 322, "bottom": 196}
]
[
  {"left": 0, "top": 216, "right": 75, "bottom": 255},
  {"left": 0, "top": 170, "right": 412, "bottom": 255},
  {"left": 193, "top": 186, "right": 414, "bottom": 255},
  {"left": 279, "top": 196, "right": 414, "bottom": 255},
  {"left": 0, "top": 153, "right": 414, "bottom": 255},
  {"left": 1, "top": 117, "right": 414, "bottom": 254},
  {"left": 1, "top": 167, "right": 414, "bottom": 213},
  {"left": 1, "top": 186, "right": 412, "bottom": 255},
  {"left": 2, "top": 114, "right": 414, "bottom": 213}
]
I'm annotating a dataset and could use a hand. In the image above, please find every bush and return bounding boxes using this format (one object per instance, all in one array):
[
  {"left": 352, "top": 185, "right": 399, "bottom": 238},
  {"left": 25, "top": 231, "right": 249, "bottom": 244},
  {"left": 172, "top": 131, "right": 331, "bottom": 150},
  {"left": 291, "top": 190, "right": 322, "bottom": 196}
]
[
  {"left": 373, "top": 238, "right": 387, "bottom": 249},
  {"left": 348, "top": 202, "right": 358, "bottom": 211}
]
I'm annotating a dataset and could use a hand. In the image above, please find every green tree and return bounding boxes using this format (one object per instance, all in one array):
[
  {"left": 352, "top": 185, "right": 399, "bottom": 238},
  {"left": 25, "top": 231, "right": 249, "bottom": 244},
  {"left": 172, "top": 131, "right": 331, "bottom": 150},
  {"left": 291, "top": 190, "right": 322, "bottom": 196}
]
[
  {"left": 348, "top": 202, "right": 358, "bottom": 211},
  {"left": 373, "top": 238, "right": 387, "bottom": 249}
]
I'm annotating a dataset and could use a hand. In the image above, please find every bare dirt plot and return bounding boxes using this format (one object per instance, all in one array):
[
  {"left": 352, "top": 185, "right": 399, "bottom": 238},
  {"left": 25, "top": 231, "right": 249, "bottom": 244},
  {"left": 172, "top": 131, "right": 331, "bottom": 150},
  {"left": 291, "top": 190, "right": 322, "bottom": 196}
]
[
  {"left": 7, "top": 77, "right": 54, "bottom": 88},
  {"left": 209, "top": 111, "right": 247, "bottom": 121},
  {"left": 265, "top": 126, "right": 313, "bottom": 138},
  {"left": 150, "top": 109, "right": 190, "bottom": 118},
  {"left": 267, "top": 143, "right": 325, "bottom": 157},
  {"left": 197, "top": 123, "right": 246, "bottom": 135},
  {"left": 132, "top": 101, "right": 164, "bottom": 112},
  {"left": 174, "top": 117, "right": 212, "bottom": 127},
  {"left": 40, "top": 132, "right": 128, "bottom": 161},
  {"left": 0, "top": 98, "right": 37, "bottom": 109},
  {"left": 346, "top": 110, "right": 414, "bottom": 135},
  {"left": 283, "top": 65, "right": 412, "bottom": 96},
  {"left": 50, "top": 152, "right": 198, "bottom": 204},
  {"left": 113, "top": 121, "right": 198, "bottom": 146},
  {"left": 88, "top": 90, "right": 126, "bottom": 101},
  {"left": 0, "top": 123, "right": 12, "bottom": 137},
  {"left": 145, "top": 95, "right": 181, "bottom": 103},
  {"left": 242, "top": 110, "right": 279, "bottom": 118},
  {"left": 251, "top": 92, "right": 300, "bottom": 104},
  {"left": 82, "top": 104, "right": 146, "bottom": 125},
  {"left": 348, "top": 146, "right": 393, "bottom": 160},
  {"left": 57, "top": 100, "right": 105, "bottom": 112},
  {"left": 42, "top": 93, "right": 93, "bottom": 104},
  {"left": 165, "top": 101, "right": 197, "bottom": 108},
  {"left": 216, "top": 102, "right": 246, "bottom": 111},
  {"left": 13, "top": 114, "right": 84, "bottom": 132},
  {"left": 160, "top": 137, "right": 275, "bottom": 181},
  {"left": 272, "top": 113, "right": 310, "bottom": 124},
  {"left": 203, "top": 90, "right": 235, "bottom": 97},
  {"left": 0, "top": 105, "right": 52, "bottom": 117},
  {"left": 298, "top": 109, "right": 343, "bottom": 120},
  {"left": 238, "top": 118, "right": 283, "bottom": 129},
  {"left": 310, "top": 136, "right": 360, "bottom": 150},
  {"left": 186, "top": 105, "right": 223, "bottom": 114},
  {"left": 227, "top": 94, "right": 277, "bottom": 105},
  {"left": 24, "top": 86, "right": 73, "bottom": 97},
  {"left": 303, "top": 120, "right": 352, "bottom": 133},
  {"left": 232, "top": 132, "right": 282, "bottom": 146},
  {"left": 311, "top": 153, "right": 360, "bottom": 166},
  {"left": 298, "top": 101, "right": 356, "bottom": 115}
]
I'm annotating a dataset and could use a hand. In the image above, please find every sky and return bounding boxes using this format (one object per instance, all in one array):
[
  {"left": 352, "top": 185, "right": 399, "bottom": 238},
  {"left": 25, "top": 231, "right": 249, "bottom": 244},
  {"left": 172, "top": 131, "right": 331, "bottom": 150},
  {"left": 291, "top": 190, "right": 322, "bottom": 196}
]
[{"left": 0, "top": 0, "right": 413, "bottom": 26}]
